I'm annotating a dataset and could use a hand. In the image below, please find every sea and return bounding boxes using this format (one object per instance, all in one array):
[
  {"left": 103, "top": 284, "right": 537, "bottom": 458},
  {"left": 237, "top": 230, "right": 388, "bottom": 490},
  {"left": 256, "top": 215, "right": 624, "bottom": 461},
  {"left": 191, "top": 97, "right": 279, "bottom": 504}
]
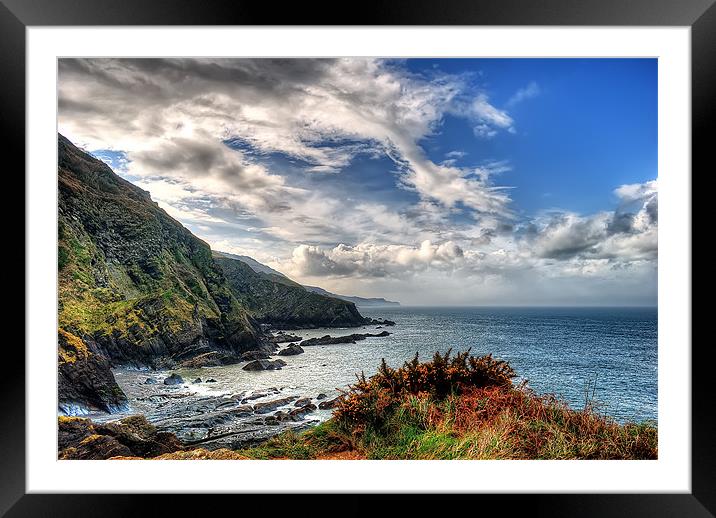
[{"left": 109, "top": 306, "right": 658, "bottom": 425}]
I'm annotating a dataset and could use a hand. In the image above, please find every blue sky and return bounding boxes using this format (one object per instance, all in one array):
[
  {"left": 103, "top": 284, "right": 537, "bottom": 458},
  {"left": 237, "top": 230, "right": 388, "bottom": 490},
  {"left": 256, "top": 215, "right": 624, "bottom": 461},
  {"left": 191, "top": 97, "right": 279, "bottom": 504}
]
[
  {"left": 59, "top": 58, "right": 658, "bottom": 305},
  {"left": 410, "top": 58, "right": 657, "bottom": 216}
]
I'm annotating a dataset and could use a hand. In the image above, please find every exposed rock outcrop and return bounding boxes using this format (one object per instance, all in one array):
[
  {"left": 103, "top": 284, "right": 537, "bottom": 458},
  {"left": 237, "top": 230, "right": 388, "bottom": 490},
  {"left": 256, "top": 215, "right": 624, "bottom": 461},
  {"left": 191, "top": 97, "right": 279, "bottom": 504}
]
[
  {"left": 364, "top": 318, "right": 396, "bottom": 326},
  {"left": 277, "top": 343, "right": 304, "bottom": 356},
  {"left": 270, "top": 332, "right": 303, "bottom": 343},
  {"left": 58, "top": 415, "right": 183, "bottom": 460},
  {"left": 301, "top": 331, "right": 390, "bottom": 346},
  {"left": 58, "top": 329, "right": 128, "bottom": 415},
  {"left": 163, "top": 373, "right": 184, "bottom": 385},
  {"left": 242, "top": 359, "right": 287, "bottom": 371},
  {"left": 318, "top": 397, "right": 342, "bottom": 410},
  {"left": 239, "top": 350, "right": 271, "bottom": 361},
  {"left": 57, "top": 134, "right": 262, "bottom": 414},
  {"left": 214, "top": 254, "right": 367, "bottom": 328}
]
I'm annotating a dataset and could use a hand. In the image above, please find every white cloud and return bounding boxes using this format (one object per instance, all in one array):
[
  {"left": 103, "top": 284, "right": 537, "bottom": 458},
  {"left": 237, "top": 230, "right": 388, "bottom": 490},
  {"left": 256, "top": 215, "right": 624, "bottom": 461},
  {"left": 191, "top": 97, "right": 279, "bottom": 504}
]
[
  {"left": 615, "top": 179, "right": 658, "bottom": 204},
  {"left": 469, "top": 93, "right": 515, "bottom": 138},
  {"left": 507, "top": 81, "right": 541, "bottom": 107},
  {"left": 59, "top": 58, "right": 516, "bottom": 221},
  {"left": 58, "top": 59, "right": 657, "bottom": 305}
]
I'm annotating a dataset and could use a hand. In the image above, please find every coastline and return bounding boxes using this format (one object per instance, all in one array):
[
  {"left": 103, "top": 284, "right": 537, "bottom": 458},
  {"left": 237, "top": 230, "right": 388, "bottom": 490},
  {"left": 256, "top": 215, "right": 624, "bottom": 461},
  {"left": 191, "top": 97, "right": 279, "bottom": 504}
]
[{"left": 59, "top": 349, "right": 658, "bottom": 461}]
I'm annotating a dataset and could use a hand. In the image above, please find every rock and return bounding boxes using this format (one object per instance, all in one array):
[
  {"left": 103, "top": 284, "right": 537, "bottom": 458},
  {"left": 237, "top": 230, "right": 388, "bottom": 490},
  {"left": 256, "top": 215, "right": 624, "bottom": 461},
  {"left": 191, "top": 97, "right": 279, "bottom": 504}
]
[
  {"left": 240, "top": 350, "right": 271, "bottom": 361},
  {"left": 192, "top": 378, "right": 202, "bottom": 384},
  {"left": 60, "top": 434, "right": 133, "bottom": 460},
  {"left": 289, "top": 403, "right": 317, "bottom": 421},
  {"left": 301, "top": 331, "right": 391, "bottom": 346},
  {"left": 205, "top": 378, "right": 217, "bottom": 383},
  {"left": 294, "top": 397, "right": 312, "bottom": 407},
  {"left": 242, "top": 359, "right": 286, "bottom": 371},
  {"left": 270, "top": 332, "right": 303, "bottom": 344},
  {"left": 273, "top": 410, "right": 290, "bottom": 422},
  {"left": 364, "top": 318, "right": 396, "bottom": 326},
  {"left": 58, "top": 415, "right": 183, "bottom": 460},
  {"left": 253, "top": 396, "right": 298, "bottom": 414},
  {"left": 316, "top": 393, "right": 327, "bottom": 400},
  {"left": 243, "top": 360, "right": 270, "bottom": 371},
  {"left": 144, "top": 377, "right": 158, "bottom": 385},
  {"left": 277, "top": 343, "right": 304, "bottom": 356},
  {"left": 242, "top": 390, "right": 270, "bottom": 401},
  {"left": 318, "top": 397, "right": 342, "bottom": 410},
  {"left": 178, "top": 351, "right": 240, "bottom": 369},
  {"left": 58, "top": 416, "right": 96, "bottom": 451},
  {"left": 163, "top": 373, "right": 184, "bottom": 385},
  {"left": 58, "top": 330, "right": 129, "bottom": 415}
]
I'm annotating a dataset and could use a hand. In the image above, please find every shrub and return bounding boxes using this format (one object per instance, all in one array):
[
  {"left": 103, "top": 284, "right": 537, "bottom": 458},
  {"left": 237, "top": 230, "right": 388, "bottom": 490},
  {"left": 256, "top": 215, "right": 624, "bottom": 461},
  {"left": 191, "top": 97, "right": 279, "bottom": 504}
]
[
  {"left": 335, "top": 349, "right": 515, "bottom": 431},
  {"left": 331, "top": 350, "right": 657, "bottom": 460}
]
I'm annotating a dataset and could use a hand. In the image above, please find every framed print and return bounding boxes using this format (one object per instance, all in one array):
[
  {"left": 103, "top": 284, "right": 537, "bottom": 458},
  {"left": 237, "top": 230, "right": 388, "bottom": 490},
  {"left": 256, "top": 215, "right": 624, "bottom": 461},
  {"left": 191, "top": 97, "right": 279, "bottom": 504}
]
[{"left": 4, "top": 0, "right": 710, "bottom": 514}]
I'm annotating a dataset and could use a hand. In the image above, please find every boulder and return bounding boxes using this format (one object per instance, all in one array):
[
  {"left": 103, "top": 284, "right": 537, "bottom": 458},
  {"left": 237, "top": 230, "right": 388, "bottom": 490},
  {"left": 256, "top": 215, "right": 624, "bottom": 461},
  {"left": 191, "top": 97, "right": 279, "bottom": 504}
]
[
  {"left": 364, "top": 318, "right": 396, "bottom": 326},
  {"left": 144, "top": 377, "right": 158, "bottom": 385},
  {"left": 243, "top": 360, "right": 270, "bottom": 371},
  {"left": 58, "top": 415, "right": 183, "bottom": 460},
  {"left": 318, "top": 397, "right": 342, "bottom": 410},
  {"left": 302, "top": 331, "right": 391, "bottom": 346},
  {"left": 163, "top": 373, "right": 184, "bottom": 385},
  {"left": 294, "top": 397, "right": 312, "bottom": 407},
  {"left": 243, "top": 359, "right": 286, "bottom": 371},
  {"left": 192, "top": 378, "right": 202, "bottom": 384},
  {"left": 205, "top": 378, "right": 217, "bottom": 383},
  {"left": 273, "top": 410, "right": 290, "bottom": 422},
  {"left": 270, "top": 332, "right": 303, "bottom": 344},
  {"left": 58, "top": 331, "right": 129, "bottom": 415},
  {"left": 277, "top": 343, "right": 304, "bottom": 356},
  {"left": 289, "top": 403, "right": 317, "bottom": 421},
  {"left": 60, "top": 434, "right": 133, "bottom": 460},
  {"left": 240, "top": 350, "right": 271, "bottom": 361},
  {"left": 178, "top": 351, "right": 239, "bottom": 369},
  {"left": 316, "top": 393, "right": 327, "bottom": 400}
]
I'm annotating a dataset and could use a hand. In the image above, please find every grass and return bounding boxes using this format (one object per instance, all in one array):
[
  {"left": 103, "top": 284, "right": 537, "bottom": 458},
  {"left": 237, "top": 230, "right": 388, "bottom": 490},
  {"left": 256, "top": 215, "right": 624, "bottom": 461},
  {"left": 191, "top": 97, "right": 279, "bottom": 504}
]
[{"left": 236, "top": 350, "right": 657, "bottom": 460}]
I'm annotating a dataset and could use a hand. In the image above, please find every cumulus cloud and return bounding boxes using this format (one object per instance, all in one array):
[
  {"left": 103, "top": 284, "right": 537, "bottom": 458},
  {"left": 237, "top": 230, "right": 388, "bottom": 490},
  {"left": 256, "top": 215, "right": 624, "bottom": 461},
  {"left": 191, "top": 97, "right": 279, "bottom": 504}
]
[
  {"left": 283, "top": 240, "right": 466, "bottom": 279},
  {"left": 615, "top": 179, "right": 657, "bottom": 204},
  {"left": 527, "top": 180, "right": 658, "bottom": 262}
]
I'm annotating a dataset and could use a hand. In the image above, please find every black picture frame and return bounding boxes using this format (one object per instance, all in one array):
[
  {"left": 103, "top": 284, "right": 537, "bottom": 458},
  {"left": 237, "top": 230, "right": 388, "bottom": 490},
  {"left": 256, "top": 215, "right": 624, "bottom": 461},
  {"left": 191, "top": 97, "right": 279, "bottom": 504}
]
[{"left": 4, "top": 0, "right": 708, "bottom": 515}]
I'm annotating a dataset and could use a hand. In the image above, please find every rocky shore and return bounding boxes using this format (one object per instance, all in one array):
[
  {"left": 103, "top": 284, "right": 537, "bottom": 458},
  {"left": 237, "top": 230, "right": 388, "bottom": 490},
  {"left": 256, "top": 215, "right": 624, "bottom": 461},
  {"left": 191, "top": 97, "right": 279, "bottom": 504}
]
[
  {"left": 75, "top": 376, "right": 342, "bottom": 455},
  {"left": 63, "top": 326, "right": 389, "bottom": 458}
]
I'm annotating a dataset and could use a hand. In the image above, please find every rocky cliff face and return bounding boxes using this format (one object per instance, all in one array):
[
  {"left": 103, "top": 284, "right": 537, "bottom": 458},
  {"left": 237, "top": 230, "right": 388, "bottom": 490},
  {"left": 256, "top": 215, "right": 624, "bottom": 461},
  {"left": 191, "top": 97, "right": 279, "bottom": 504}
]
[
  {"left": 214, "top": 254, "right": 366, "bottom": 329},
  {"left": 58, "top": 134, "right": 260, "bottom": 414}
]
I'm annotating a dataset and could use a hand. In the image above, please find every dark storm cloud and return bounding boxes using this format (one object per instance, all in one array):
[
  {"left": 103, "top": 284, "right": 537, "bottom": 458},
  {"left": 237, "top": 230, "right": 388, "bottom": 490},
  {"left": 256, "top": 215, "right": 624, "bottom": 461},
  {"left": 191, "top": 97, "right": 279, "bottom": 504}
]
[
  {"left": 607, "top": 212, "right": 636, "bottom": 235},
  {"left": 58, "top": 58, "right": 336, "bottom": 110},
  {"left": 645, "top": 197, "right": 658, "bottom": 224}
]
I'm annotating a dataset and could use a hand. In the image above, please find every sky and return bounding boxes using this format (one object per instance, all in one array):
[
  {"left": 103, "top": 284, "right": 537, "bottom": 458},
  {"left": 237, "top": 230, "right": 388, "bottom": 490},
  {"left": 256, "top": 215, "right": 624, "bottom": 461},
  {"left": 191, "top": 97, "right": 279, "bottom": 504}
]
[{"left": 58, "top": 58, "right": 658, "bottom": 306}]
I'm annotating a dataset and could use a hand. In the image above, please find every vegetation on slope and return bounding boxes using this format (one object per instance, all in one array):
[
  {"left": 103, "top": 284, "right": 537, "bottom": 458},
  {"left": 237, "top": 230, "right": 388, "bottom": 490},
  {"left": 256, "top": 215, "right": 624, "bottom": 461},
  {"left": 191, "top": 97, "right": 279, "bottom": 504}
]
[
  {"left": 214, "top": 254, "right": 365, "bottom": 328},
  {"left": 57, "top": 134, "right": 259, "bottom": 413},
  {"left": 58, "top": 135, "right": 257, "bottom": 357},
  {"left": 238, "top": 351, "right": 658, "bottom": 460}
]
